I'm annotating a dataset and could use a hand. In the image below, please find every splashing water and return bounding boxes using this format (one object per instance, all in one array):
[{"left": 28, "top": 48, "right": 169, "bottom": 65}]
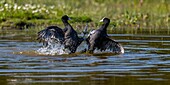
[
  {"left": 36, "top": 42, "right": 69, "bottom": 55},
  {"left": 36, "top": 40, "right": 123, "bottom": 55}
]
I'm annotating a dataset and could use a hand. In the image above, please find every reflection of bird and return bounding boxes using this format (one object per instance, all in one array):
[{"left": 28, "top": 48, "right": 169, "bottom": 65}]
[
  {"left": 86, "top": 18, "right": 124, "bottom": 54},
  {"left": 37, "top": 15, "right": 84, "bottom": 53}
]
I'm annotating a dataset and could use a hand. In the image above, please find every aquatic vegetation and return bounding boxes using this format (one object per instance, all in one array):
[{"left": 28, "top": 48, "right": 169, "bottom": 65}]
[{"left": 0, "top": 0, "right": 169, "bottom": 31}]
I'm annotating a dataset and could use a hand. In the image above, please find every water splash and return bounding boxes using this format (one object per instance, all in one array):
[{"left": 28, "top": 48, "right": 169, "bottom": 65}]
[
  {"left": 36, "top": 43, "right": 69, "bottom": 55},
  {"left": 36, "top": 40, "right": 123, "bottom": 55}
]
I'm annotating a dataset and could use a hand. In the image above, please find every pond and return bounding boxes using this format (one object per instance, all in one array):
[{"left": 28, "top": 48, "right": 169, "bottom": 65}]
[{"left": 0, "top": 29, "right": 170, "bottom": 85}]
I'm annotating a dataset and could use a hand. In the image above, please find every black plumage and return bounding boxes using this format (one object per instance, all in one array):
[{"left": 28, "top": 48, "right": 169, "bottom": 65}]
[
  {"left": 37, "top": 26, "right": 64, "bottom": 47},
  {"left": 86, "top": 18, "right": 124, "bottom": 54},
  {"left": 37, "top": 15, "right": 84, "bottom": 53}
]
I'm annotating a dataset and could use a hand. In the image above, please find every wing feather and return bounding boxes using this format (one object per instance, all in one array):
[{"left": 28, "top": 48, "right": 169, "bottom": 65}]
[
  {"left": 37, "top": 26, "right": 64, "bottom": 47},
  {"left": 98, "top": 37, "right": 124, "bottom": 54}
]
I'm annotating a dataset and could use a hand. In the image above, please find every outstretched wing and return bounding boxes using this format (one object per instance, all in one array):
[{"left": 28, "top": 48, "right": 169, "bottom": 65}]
[
  {"left": 37, "top": 26, "right": 65, "bottom": 47},
  {"left": 98, "top": 37, "right": 124, "bottom": 54}
]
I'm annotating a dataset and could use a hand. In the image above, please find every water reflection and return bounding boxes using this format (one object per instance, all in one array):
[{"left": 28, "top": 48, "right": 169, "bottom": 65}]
[{"left": 0, "top": 30, "right": 170, "bottom": 85}]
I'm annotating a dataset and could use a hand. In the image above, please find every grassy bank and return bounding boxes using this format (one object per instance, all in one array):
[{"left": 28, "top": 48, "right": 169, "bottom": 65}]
[{"left": 0, "top": 0, "right": 169, "bottom": 31}]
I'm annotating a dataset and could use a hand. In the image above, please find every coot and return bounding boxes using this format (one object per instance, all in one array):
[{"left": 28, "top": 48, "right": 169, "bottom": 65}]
[{"left": 86, "top": 17, "right": 124, "bottom": 54}]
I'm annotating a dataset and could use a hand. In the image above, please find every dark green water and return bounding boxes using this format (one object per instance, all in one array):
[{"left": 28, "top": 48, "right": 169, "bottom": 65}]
[{"left": 0, "top": 29, "right": 170, "bottom": 85}]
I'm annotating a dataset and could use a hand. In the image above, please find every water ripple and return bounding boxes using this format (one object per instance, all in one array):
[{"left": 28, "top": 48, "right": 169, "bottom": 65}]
[{"left": 1, "top": 33, "right": 170, "bottom": 84}]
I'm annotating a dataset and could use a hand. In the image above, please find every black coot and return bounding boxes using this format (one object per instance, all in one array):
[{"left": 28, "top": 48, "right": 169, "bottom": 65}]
[
  {"left": 86, "top": 17, "right": 124, "bottom": 54},
  {"left": 37, "top": 15, "right": 84, "bottom": 53}
]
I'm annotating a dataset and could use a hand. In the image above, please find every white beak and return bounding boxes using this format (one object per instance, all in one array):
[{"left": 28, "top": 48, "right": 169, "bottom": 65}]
[
  {"left": 68, "top": 17, "right": 71, "bottom": 20},
  {"left": 100, "top": 17, "right": 104, "bottom": 22}
]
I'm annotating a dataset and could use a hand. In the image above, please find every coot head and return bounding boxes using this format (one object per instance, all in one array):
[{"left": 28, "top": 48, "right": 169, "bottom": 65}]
[
  {"left": 100, "top": 17, "right": 110, "bottom": 23},
  {"left": 61, "top": 15, "right": 71, "bottom": 21}
]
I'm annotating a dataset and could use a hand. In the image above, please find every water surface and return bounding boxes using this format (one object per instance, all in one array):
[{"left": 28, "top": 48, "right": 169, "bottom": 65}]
[{"left": 0, "top": 29, "right": 170, "bottom": 85}]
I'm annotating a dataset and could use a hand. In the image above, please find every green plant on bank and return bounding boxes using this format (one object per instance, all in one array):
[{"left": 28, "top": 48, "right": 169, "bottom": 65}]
[{"left": 0, "top": 0, "right": 169, "bottom": 32}]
